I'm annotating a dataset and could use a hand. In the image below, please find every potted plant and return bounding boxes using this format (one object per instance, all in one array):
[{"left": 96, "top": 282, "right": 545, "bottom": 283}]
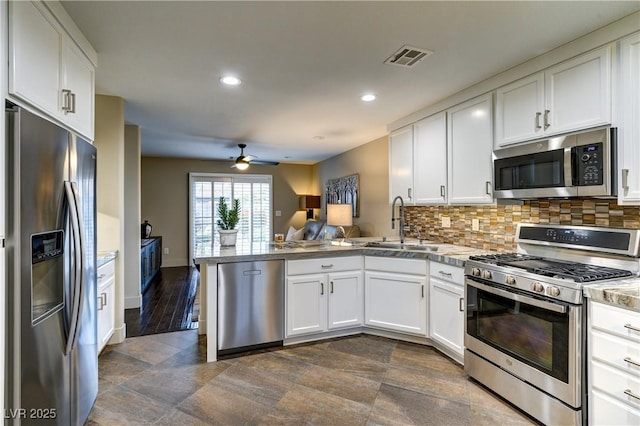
[{"left": 217, "top": 196, "right": 241, "bottom": 246}]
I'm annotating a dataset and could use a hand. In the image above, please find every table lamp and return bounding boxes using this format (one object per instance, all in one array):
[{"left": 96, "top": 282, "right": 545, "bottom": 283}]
[
  {"left": 327, "top": 203, "right": 353, "bottom": 239},
  {"left": 299, "top": 195, "right": 321, "bottom": 219}
]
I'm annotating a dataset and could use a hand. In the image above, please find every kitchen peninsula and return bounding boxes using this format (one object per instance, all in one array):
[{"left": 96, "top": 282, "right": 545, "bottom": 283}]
[{"left": 194, "top": 239, "right": 487, "bottom": 363}]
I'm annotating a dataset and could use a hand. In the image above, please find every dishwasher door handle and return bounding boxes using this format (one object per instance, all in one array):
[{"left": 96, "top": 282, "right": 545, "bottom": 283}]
[{"left": 243, "top": 269, "right": 262, "bottom": 276}]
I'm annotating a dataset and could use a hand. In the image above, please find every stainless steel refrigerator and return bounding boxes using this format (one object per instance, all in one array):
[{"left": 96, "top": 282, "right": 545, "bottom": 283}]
[{"left": 5, "top": 105, "right": 98, "bottom": 425}]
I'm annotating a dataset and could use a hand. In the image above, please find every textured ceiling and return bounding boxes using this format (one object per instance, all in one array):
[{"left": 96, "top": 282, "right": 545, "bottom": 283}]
[{"left": 61, "top": 1, "right": 640, "bottom": 164}]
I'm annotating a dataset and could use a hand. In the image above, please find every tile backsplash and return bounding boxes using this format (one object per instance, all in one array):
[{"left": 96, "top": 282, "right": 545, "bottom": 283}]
[{"left": 405, "top": 199, "right": 640, "bottom": 252}]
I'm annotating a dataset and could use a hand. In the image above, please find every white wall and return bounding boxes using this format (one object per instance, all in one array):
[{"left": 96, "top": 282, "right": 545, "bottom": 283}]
[
  {"left": 94, "top": 95, "right": 126, "bottom": 343},
  {"left": 124, "top": 125, "right": 141, "bottom": 309}
]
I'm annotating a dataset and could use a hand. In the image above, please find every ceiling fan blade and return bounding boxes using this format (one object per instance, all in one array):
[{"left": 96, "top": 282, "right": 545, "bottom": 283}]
[{"left": 249, "top": 160, "right": 280, "bottom": 166}]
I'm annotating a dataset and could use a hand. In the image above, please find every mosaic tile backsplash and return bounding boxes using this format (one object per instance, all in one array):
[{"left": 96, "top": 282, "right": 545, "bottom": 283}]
[{"left": 405, "top": 199, "right": 640, "bottom": 253}]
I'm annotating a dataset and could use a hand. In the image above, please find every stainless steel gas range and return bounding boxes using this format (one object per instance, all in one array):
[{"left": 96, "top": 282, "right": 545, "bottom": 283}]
[{"left": 464, "top": 223, "right": 640, "bottom": 426}]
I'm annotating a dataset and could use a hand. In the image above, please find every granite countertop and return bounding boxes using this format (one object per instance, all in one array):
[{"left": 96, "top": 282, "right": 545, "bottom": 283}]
[
  {"left": 194, "top": 237, "right": 492, "bottom": 268},
  {"left": 584, "top": 278, "right": 640, "bottom": 312},
  {"left": 97, "top": 250, "right": 118, "bottom": 268}
]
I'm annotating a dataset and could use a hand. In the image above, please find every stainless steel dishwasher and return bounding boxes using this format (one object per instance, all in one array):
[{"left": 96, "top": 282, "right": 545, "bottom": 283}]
[{"left": 217, "top": 260, "right": 284, "bottom": 354}]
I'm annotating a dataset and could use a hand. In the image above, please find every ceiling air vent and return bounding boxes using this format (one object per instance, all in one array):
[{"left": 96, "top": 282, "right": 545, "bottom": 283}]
[{"left": 384, "top": 45, "right": 433, "bottom": 68}]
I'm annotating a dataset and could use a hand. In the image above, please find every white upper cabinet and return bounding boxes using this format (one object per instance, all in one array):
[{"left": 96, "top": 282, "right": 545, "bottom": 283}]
[
  {"left": 389, "top": 111, "right": 448, "bottom": 205},
  {"left": 413, "top": 112, "right": 448, "bottom": 204},
  {"left": 389, "top": 126, "right": 414, "bottom": 203},
  {"left": 61, "top": 38, "right": 95, "bottom": 140},
  {"left": 545, "top": 46, "right": 611, "bottom": 134},
  {"left": 447, "top": 93, "right": 494, "bottom": 204},
  {"left": 495, "top": 45, "right": 611, "bottom": 148},
  {"left": 618, "top": 32, "right": 640, "bottom": 205},
  {"left": 8, "top": 1, "right": 96, "bottom": 140},
  {"left": 9, "top": 1, "right": 62, "bottom": 117},
  {"left": 495, "top": 74, "right": 544, "bottom": 145}
]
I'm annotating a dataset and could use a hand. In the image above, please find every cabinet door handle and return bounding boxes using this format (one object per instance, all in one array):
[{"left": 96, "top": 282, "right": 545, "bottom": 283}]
[
  {"left": 330, "top": 281, "right": 334, "bottom": 294},
  {"left": 439, "top": 271, "right": 453, "bottom": 277},
  {"left": 624, "top": 323, "right": 640, "bottom": 333},
  {"left": 459, "top": 297, "right": 464, "bottom": 312},
  {"left": 624, "top": 389, "right": 640, "bottom": 401},
  {"left": 624, "top": 357, "right": 640, "bottom": 368},
  {"left": 485, "top": 181, "right": 492, "bottom": 196},
  {"left": 543, "top": 109, "right": 550, "bottom": 130},
  {"left": 70, "top": 92, "right": 76, "bottom": 114},
  {"left": 421, "top": 285, "right": 424, "bottom": 298},
  {"left": 622, "top": 169, "right": 629, "bottom": 193},
  {"left": 321, "top": 264, "right": 334, "bottom": 269},
  {"left": 320, "top": 282, "right": 324, "bottom": 295},
  {"left": 407, "top": 188, "right": 412, "bottom": 200},
  {"left": 97, "top": 293, "right": 106, "bottom": 311},
  {"left": 535, "top": 112, "right": 542, "bottom": 130},
  {"left": 61, "top": 89, "right": 72, "bottom": 113},
  {"left": 440, "top": 185, "right": 446, "bottom": 198}
]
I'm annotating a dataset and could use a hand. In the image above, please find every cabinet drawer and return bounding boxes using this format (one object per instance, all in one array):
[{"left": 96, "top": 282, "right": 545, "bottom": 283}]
[
  {"left": 592, "top": 360, "right": 640, "bottom": 410},
  {"left": 590, "top": 389, "right": 640, "bottom": 426},
  {"left": 430, "top": 262, "right": 464, "bottom": 284},
  {"left": 97, "top": 260, "right": 115, "bottom": 286},
  {"left": 287, "top": 256, "right": 362, "bottom": 276},
  {"left": 590, "top": 301, "right": 640, "bottom": 343},
  {"left": 591, "top": 330, "right": 640, "bottom": 377},
  {"left": 364, "top": 256, "right": 427, "bottom": 275}
]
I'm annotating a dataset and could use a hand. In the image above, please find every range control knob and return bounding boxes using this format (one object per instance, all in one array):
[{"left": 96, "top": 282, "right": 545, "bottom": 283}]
[
  {"left": 471, "top": 268, "right": 481, "bottom": 277},
  {"left": 481, "top": 270, "right": 492, "bottom": 280},
  {"left": 505, "top": 276, "right": 517, "bottom": 286},
  {"left": 531, "top": 282, "right": 545, "bottom": 293},
  {"left": 547, "top": 286, "right": 561, "bottom": 297}
]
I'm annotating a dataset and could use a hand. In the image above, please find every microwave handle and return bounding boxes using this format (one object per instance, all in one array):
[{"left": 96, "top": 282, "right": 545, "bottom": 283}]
[{"left": 570, "top": 146, "right": 579, "bottom": 186}]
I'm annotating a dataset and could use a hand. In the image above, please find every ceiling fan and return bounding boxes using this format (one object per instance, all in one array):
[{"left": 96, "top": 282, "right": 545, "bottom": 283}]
[{"left": 231, "top": 143, "right": 279, "bottom": 170}]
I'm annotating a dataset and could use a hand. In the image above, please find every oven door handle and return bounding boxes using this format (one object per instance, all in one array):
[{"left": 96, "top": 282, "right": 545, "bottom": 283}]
[{"left": 467, "top": 279, "right": 568, "bottom": 314}]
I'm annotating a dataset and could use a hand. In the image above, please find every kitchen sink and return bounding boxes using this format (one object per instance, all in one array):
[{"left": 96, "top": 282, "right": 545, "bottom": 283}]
[{"left": 365, "top": 241, "right": 438, "bottom": 252}]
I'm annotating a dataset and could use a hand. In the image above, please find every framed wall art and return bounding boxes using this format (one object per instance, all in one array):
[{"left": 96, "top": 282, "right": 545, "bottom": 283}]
[{"left": 325, "top": 173, "right": 359, "bottom": 217}]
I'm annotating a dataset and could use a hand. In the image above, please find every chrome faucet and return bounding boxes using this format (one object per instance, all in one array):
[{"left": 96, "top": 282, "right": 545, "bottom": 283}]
[{"left": 391, "top": 196, "right": 405, "bottom": 244}]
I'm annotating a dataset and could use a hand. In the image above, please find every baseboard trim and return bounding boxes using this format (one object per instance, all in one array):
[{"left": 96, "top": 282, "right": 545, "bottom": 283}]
[
  {"left": 124, "top": 294, "right": 141, "bottom": 309},
  {"left": 162, "top": 258, "right": 189, "bottom": 267},
  {"left": 109, "top": 323, "right": 126, "bottom": 345}
]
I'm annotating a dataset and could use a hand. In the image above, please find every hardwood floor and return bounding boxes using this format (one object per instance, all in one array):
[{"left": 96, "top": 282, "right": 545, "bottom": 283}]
[{"left": 125, "top": 266, "right": 199, "bottom": 337}]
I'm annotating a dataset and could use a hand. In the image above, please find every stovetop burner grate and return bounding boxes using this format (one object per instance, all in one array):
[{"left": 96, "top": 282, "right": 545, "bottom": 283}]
[{"left": 468, "top": 253, "right": 634, "bottom": 282}]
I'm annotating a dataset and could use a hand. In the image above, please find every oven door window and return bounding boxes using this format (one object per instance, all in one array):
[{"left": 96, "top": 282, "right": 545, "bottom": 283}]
[
  {"left": 494, "top": 149, "right": 564, "bottom": 190},
  {"left": 467, "top": 284, "right": 569, "bottom": 383}
]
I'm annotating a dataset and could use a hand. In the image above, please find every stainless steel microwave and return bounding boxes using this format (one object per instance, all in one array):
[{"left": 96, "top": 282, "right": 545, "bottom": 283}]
[{"left": 493, "top": 127, "right": 617, "bottom": 199}]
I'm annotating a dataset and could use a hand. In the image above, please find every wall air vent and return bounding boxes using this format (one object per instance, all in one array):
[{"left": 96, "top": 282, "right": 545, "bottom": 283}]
[{"left": 384, "top": 45, "right": 433, "bottom": 68}]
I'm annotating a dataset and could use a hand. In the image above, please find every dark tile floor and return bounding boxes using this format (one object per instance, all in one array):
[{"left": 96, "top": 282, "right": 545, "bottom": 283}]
[{"left": 89, "top": 332, "right": 538, "bottom": 425}]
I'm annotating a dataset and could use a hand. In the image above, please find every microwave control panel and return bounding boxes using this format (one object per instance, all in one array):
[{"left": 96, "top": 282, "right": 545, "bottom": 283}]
[{"left": 574, "top": 142, "right": 603, "bottom": 186}]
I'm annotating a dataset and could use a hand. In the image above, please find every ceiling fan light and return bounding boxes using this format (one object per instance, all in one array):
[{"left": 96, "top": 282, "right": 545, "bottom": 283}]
[{"left": 235, "top": 159, "right": 249, "bottom": 170}]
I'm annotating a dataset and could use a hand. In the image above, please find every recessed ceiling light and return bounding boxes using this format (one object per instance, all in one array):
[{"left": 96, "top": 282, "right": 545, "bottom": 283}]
[
  {"left": 361, "top": 94, "right": 376, "bottom": 102},
  {"left": 220, "top": 75, "right": 241, "bottom": 86}
]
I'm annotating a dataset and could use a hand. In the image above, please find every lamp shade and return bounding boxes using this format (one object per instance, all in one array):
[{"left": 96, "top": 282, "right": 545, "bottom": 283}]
[
  {"left": 299, "top": 195, "right": 321, "bottom": 210},
  {"left": 327, "top": 204, "right": 353, "bottom": 227}
]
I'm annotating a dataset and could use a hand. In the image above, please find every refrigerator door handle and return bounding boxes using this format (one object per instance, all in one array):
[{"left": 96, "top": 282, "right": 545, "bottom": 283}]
[{"left": 64, "top": 181, "right": 85, "bottom": 355}]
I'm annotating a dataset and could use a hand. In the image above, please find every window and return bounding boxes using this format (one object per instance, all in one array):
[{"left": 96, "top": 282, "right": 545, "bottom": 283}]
[{"left": 189, "top": 173, "right": 272, "bottom": 258}]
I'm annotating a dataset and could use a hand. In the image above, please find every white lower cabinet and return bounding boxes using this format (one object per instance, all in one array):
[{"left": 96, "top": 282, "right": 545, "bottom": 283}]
[
  {"left": 97, "top": 260, "right": 116, "bottom": 353},
  {"left": 588, "top": 300, "right": 640, "bottom": 425},
  {"left": 286, "top": 256, "right": 363, "bottom": 338},
  {"left": 429, "top": 263, "right": 465, "bottom": 360},
  {"left": 364, "top": 256, "right": 427, "bottom": 337}
]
